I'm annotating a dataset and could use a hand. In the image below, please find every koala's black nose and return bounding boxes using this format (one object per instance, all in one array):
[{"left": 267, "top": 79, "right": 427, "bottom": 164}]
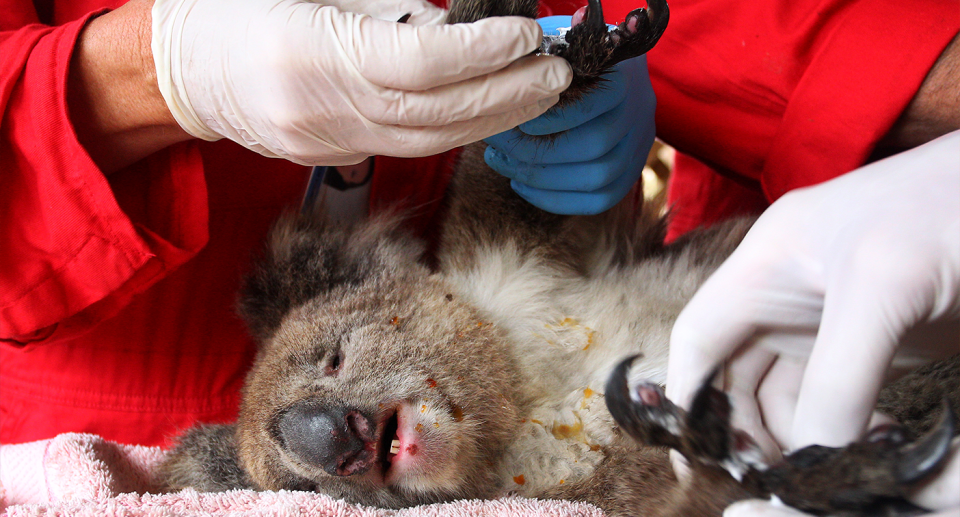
[{"left": 278, "top": 402, "right": 378, "bottom": 476}]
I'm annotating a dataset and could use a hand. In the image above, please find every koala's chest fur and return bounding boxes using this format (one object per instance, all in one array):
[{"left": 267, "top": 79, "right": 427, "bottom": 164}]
[
  {"left": 434, "top": 152, "right": 730, "bottom": 497},
  {"left": 452, "top": 265, "right": 653, "bottom": 493}
]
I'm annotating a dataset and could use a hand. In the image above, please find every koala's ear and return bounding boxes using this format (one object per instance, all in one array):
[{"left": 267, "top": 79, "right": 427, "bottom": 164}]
[{"left": 238, "top": 210, "right": 426, "bottom": 343}]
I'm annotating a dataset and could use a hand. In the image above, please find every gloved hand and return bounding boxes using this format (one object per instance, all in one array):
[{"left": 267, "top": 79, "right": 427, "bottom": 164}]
[
  {"left": 483, "top": 15, "right": 656, "bottom": 215},
  {"left": 151, "top": 0, "right": 573, "bottom": 166},
  {"left": 665, "top": 130, "right": 960, "bottom": 514}
]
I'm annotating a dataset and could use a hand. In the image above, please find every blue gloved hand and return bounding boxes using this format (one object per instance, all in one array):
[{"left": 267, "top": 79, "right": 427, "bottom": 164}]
[{"left": 483, "top": 15, "right": 657, "bottom": 215}]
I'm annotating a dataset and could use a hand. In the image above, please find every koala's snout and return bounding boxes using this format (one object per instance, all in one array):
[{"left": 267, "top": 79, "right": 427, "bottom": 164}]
[{"left": 278, "top": 402, "right": 379, "bottom": 477}]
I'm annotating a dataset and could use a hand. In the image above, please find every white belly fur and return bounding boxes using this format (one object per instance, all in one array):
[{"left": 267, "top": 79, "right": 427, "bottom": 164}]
[{"left": 447, "top": 243, "right": 709, "bottom": 495}]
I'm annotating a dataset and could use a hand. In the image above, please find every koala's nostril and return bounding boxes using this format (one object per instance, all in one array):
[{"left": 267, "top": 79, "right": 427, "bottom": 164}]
[
  {"left": 278, "top": 402, "right": 377, "bottom": 476},
  {"left": 345, "top": 410, "right": 375, "bottom": 441}
]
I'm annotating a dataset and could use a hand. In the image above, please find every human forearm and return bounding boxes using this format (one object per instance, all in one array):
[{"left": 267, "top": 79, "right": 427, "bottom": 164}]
[
  {"left": 67, "top": 0, "right": 191, "bottom": 174},
  {"left": 878, "top": 32, "right": 960, "bottom": 153}
]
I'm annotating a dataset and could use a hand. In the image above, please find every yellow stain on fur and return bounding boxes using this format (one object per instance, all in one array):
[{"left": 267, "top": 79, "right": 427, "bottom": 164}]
[
  {"left": 551, "top": 421, "right": 582, "bottom": 440},
  {"left": 581, "top": 387, "right": 595, "bottom": 409}
]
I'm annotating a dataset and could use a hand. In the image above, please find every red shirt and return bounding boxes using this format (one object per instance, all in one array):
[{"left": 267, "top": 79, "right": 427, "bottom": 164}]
[
  {"left": 0, "top": 0, "right": 456, "bottom": 446},
  {"left": 1, "top": 0, "right": 955, "bottom": 446},
  {"left": 623, "top": 0, "right": 958, "bottom": 240}
]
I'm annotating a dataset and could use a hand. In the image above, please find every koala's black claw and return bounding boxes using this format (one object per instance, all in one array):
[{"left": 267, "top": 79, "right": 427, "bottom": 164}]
[
  {"left": 446, "top": 0, "right": 668, "bottom": 105},
  {"left": 605, "top": 355, "right": 685, "bottom": 450},
  {"left": 546, "top": 0, "right": 669, "bottom": 103},
  {"left": 895, "top": 400, "right": 955, "bottom": 484},
  {"left": 606, "top": 355, "right": 956, "bottom": 517},
  {"left": 762, "top": 399, "right": 956, "bottom": 515},
  {"left": 608, "top": 0, "right": 669, "bottom": 65},
  {"left": 684, "top": 368, "right": 735, "bottom": 464},
  {"left": 585, "top": 0, "right": 606, "bottom": 31}
]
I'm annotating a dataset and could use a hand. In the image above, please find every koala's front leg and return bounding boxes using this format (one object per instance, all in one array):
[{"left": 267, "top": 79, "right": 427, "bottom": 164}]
[
  {"left": 158, "top": 424, "right": 256, "bottom": 493},
  {"left": 605, "top": 355, "right": 957, "bottom": 516},
  {"left": 534, "top": 445, "right": 676, "bottom": 516}
]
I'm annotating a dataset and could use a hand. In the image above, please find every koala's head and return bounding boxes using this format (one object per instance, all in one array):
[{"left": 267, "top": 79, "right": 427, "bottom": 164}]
[{"left": 234, "top": 212, "right": 526, "bottom": 507}]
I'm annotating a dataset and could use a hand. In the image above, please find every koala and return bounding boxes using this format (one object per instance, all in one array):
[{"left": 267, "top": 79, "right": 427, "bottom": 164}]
[
  {"left": 159, "top": 135, "right": 759, "bottom": 511},
  {"left": 159, "top": 147, "right": 959, "bottom": 515},
  {"left": 159, "top": 0, "right": 959, "bottom": 514}
]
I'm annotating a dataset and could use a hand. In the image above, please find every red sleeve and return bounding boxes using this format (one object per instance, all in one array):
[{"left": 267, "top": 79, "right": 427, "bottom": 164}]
[
  {"left": 602, "top": 0, "right": 957, "bottom": 238},
  {"left": 0, "top": 8, "right": 210, "bottom": 344}
]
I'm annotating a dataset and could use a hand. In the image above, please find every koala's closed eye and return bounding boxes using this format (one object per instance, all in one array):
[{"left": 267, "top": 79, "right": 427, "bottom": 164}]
[
  {"left": 325, "top": 351, "right": 344, "bottom": 376},
  {"left": 287, "top": 348, "right": 343, "bottom": 377}
]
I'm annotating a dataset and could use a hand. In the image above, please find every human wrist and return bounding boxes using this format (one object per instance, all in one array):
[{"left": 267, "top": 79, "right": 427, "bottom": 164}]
[
  {"left": 67, "top": 0, "right": 192, "bottom": 174},
  {"left": 151, "top": 0, "right": 223, "bottom": 141}
]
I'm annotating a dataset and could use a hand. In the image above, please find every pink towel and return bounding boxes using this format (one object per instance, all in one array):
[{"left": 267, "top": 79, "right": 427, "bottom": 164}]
[{"left": 0, "top": 434, "right": 604, "bottom": 517}]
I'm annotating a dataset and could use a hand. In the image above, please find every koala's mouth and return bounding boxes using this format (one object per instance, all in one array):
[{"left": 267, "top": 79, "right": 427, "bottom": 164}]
[{"left": 378, "top": 410, "right": 401, "bottom": 474}]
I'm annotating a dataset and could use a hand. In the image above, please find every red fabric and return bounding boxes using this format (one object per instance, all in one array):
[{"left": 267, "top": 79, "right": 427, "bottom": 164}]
[
  {"left": 0, "top": 0, "right": 954, "bottom": 447},
  {"left": 662, "top": 153, "right": 769, "bottom": 237},
  {"left": 0, "top": 0, "right": 465, "bottom": 447},
  {"left": 0, "top": 1, "right": 298, "bottom": 445},
  {"left": 606, "top": 0, "right": 958, "bottom": 241}
]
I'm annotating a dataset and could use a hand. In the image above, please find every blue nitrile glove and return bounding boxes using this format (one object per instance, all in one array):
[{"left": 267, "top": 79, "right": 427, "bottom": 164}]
[{"left": 483, "top": 15, "right": 657, "bottom": 215}]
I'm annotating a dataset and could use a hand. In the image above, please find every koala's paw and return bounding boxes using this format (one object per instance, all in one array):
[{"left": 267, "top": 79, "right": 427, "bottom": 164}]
[
  {"left": 604, "top": 354, "right": 684, "bottom": 450},
  {"left": 158, "top": 424, "right": 254, "bottom": 493},
  {"left": 545, "top": 0, "right": 668, "bottom": 103},
  {"left": 605, "top": 355, "right": 956, "bottom": 516},
  {"left": 765, "top": 406, "right": 955, "bottom": 516}
]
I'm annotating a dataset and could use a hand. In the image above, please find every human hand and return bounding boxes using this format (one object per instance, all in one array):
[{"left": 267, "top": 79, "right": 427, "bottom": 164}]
[
  {"left": 666, "top": 131, "right": 960, "bottom": 511},
  {"left": 482, "top": 15, "right": 656, "bottom": 215},
  {"left": 315, "top": 0, "right": 448, "bottom": 26},
  {"left": 151, "top": 0, "right": 572, "bottom": 166}
]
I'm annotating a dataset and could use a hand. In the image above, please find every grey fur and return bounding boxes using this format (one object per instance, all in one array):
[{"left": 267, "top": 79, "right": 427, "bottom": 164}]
[
  {"left": 160, "top": 143, "right": 958, "bottom": 515},
  {"left": 159, "top": 136, "right": 756, "bottom": 513}
]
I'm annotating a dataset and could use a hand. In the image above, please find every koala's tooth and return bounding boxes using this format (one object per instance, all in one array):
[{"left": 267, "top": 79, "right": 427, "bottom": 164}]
[{"left": 390, "top": 439, "right": 401, "bottom": 455}]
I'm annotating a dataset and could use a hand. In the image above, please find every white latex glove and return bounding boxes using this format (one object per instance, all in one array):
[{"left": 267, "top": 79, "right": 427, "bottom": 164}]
[
  {"left": 666, "top": 131, "right": 960, "bottom": 512},
  {"left": 152, "top": 0, "right": 573, "bottom": 166}
]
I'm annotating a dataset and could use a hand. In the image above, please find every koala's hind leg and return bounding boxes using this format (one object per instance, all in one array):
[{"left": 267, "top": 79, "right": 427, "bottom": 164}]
[
  {"left": 437, "top": 143, "right": 661, "bottom": 276},
  {"left": 535, "top": 444, "right": 748, "bottom": 517},
  {"left": 158, "top": 424, "right": 255, "bottom": 493},
  {"left": 439, "top": 144, "right": 585, "bottom": 268}
]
